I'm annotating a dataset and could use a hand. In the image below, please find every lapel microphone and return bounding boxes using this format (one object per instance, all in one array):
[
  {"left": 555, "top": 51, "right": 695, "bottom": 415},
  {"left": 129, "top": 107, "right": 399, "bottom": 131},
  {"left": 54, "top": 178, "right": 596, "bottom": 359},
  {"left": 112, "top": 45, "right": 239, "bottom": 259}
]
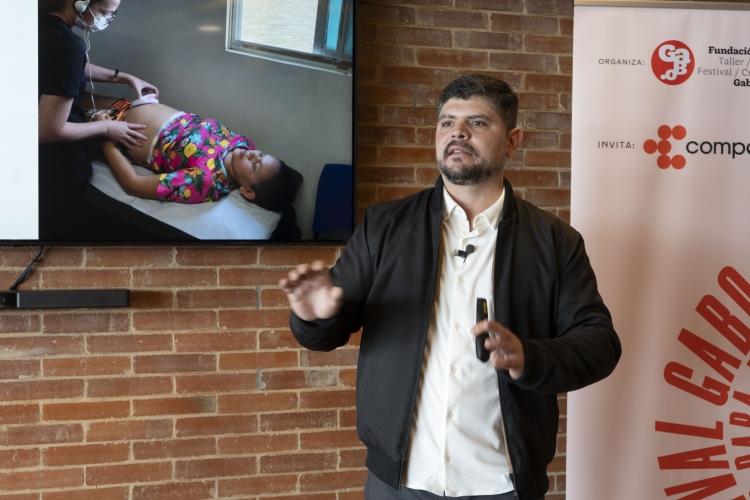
[{"left": 452, "top": 244, "right": 475, "bottom": 263}]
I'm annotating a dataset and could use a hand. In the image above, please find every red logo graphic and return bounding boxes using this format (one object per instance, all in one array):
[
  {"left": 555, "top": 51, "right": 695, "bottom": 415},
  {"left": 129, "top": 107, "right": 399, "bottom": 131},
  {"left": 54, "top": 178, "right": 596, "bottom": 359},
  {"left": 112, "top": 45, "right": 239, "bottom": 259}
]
[
  {"left": 644, "top": 125, "right": 687, "bottom": 169},
  {"left": 651, "top": 41, "right": 695, "bottom": 85}
]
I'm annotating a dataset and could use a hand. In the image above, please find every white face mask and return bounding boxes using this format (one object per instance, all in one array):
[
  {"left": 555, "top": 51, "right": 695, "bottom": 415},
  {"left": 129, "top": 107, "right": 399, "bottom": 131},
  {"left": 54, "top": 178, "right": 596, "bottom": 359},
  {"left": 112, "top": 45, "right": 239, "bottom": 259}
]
[{"left": 74, "top": 11, "right": 110, "bottom": 32}]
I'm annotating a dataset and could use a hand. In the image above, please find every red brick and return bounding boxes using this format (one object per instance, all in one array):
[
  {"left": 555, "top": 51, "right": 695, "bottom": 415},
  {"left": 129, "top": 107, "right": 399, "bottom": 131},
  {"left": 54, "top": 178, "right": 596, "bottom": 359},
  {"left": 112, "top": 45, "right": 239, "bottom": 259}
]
[
  {"left": 218, "top": 434, "right": 298, "bottom": 455},
  {"left": 378, "top": 26, "right": 450, "bottom": 47},
  {"left": 357, "top": 23, "right": 377, "bottom": 44},
  {"left": 548, "top": 455, "right": 566, "bottom": 473},
  {"left": 176, "top": 374, "right": 256, "bottom": 394},
  {"left": 358, "top": 126, "right": 416, "bottom": 145},
  {"left": 560, "top": 132, "right": 571, "bottom": 150},
  {"left": 134, "top": 438, "right": 216, "bottom": 460},
  {"left": 43, "top": 401, "right": 129, "bottom": 421},
  {"left": 132, "top": 481, "right": 215, "bottom": 500},
  {"left": 377, "top": 187, "right": 425, "bottom": 202},
  {"left": 220, "top": 352, "right": 298, "bottom": 371},
  {"left": 300, "top": 430, "right": 362, "bottom": 450},
  {"left": 416, "top": 48, "right": 487, "bottom": 69},
  {"left": 358, "top": 85, "right": 414, "bottom": 105},
  {"left": 416, "top": 9, "right": 486, "bottom": 29},
  {"left": 339, "top": 368, "right": 357, "bottom": 388},
  {"left": 358, "top": 166, "right": 416, "bottom": 185},
  {"left": 524, "top": 112, "right": 571, "bottom": 131},
  {"left": 519, "top": 130, "right": 558, "bottom": 149},
  {"left": 0, "top": 404, "right": 39, "bottom": 425},
  {"left": 560, "top": 18, "right": 574, "bottom": 36},
  {"left": 175, "top": 289, "right": 257, "bottom": 309},
  {"left": 0, "top": 316, "right": 40, "bottom": 334},
  {"left": 86, "top": 462, "right": 171, "bottom": 486},
  {"left": 380, "top": 67, "right": 454, "bottom": 88},
  {"left": 134, "top": 354, "right": 216, "bottom": 374},
  {"left": 358, "top": 4, "right": 415, "bottom": 25},
  {"left": 526, "top": 0, "right": 573, "bottom": 16},
  {"left": 0, "top": 469, "right": 82, "bottom": 491},
  {"left": 524, "top": 35, "right": 572, "bottom": 54},
  {"left": 0, "top": 271, "right": 38, "bottom": 290},
  {"left": 43, "top": 488, "right": 127, "bottom": 500},
  {"left": 0, "top": 336, "right": 83, "bottom": 357},
  {"left": 560, "top": 170, "right": 571, "bottom": 188},
  {"left": 558, "top": 415, "right": 567, "bottom": 433},
  {"left": 259, "top": 370, "right": 336, "bottom": 391},
  {"left": 85, "top": 248, "right": 172, "bottom": 267},
  {"left": 340, "top": 410, "right": 357, "bottom": 428},
  {"left": 340, "top": 449, "right": 368, "bottom": 469},
  {"left": 260, "top": 453, "right": 336, "bottom": 474},
  {"left": 380, "top": 146, "right": 435, "bottom": 165},
  {"left": 417, "top": 167, "right": 440, "bottom": 185},
  {"left": 86, "top": 334, "right": 172, "bottom": 353},
  {"left": 43, "top": 443, "right": 129, "bottom": 466},
  {"left": 218, "top": 310, "right": 290, "bottom": 329},
  {"left": 43, "top": 357, "right": 130, "bottom": 377},
  {"left": 175, "top": 248, "right": 258, "bottom": 266},
  {"left": 357, "top": 186, "right": 378, "bottom": 206},
  {"left": 87, "top": 420, "right": 172, "bottom": 442},
  {"left": 258, "top": 411, "right": 336, "bottom": 432},
  {"left": 415, "top": 88, "right": 442, "bottom": 108},
  {"left": 559, "top": 55, "right": 572, "bottom": 75},
  {"left": 176, "top": 415, "right": 257, "bottom": 437},
  {"left": 490, "top": 53, "right": 557, "bottom": 73},
  {"left": 9, "top": 495, "right": 39, "bottom": 500},
  {"left": 357, "top": 145, "right": 378, "bottom": 164},
  {"left": 0, "top": 449, "right": 39, "bottom": 469},
  {"left": 358, "top": 44, "right": 414, "bottom": 66},
  {"left": 128, "top": 290, "right": 174, "bottom": 309},
  {"left": 0, "top": 247, "right": 81, "bottom": 268},
  {"left": 132, "top": 268, "right": 216, "bottom": 288},
  {"left": 300, "top": 470, "right": 368, "bottom": 492},
  {"left": 87, "top": 377, "right": 172, "bottom": 398},
  {"left": 338, "top": 492, "right": 364, "bottom": 500},
  {"left": 175, "top": 457, "right": 256, "bottom": 479},
  {"left": 133, "top": 397, "right": 216, "bottom": 416},
  {"left": 525, "top": 188, "right": 570, "bottom": 208},
  {"left": 258, "top": 330, "right": 299, "bottom": 349},
  {"left": 41, "top": 270, "right": 129, "bottom": 289},
  {"left": 453, "top": 31, "right": 522, "bottom": 50},
  {"left": 218, "top": 393, "right": 298, "bottom": 414},
  {"left": 217, "top": 268, "right": 288, "bottom": 287},
  {"left": 219, "top": 475, "right": 297, "bottom": 497},
  {"left": 357, "top": 103, "right": 377, "bottom": 123},
  {"left": 259, "top": 495, "right": 334, "bottom": 500},
  {"left": 526, "top": 151, "right": 571, "bottom": 168},
  {"left": 4, "top": 424, "right": 82, "bottom": 446},
  {"left": 133, "top": 311, "right": 216, "bottom": 332},
  {"left": 525, "top": 74, "right": 571, "bottom": 93},
  {"left": 0, "top": 361, "right": 39, "bottom": 380},
  {"left": 176, "top": 332, "right": 256, "bottom": 352},
  {"left": 0, "top": 380, "right": 83, "bottom": 403},
  {"left": 301, "top": 349, "right": 358, "bottom": 367},
  {"left": 259, "top": 288, "right": 289, "bottom": 308},
  {"left": 300, "top": 390, "right": 356, "bottom": 409},
  {"left": 504, "top": 170, "right": 559, "bottom": 188},
  {"left": 455, "top": 0, "right": 522, "bottom": 10}
]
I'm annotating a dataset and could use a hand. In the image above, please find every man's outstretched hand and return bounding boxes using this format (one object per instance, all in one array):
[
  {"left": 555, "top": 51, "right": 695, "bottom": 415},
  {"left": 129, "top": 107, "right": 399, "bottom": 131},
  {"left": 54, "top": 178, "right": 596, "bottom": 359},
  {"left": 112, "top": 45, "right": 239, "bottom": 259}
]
[
  {"left": 471, "top": 320, "right": 525, "bottom": 379},
  {"left": 279, "top": 261, "right": 343, "bottom": 322}
]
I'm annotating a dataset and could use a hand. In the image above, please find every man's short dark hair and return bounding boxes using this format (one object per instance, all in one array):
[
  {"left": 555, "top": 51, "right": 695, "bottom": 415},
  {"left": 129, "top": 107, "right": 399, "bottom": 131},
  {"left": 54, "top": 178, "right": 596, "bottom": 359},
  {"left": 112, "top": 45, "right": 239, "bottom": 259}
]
[
  {"left": 40, "top": 0, "right": 103, "bottom": 14},
  {"left": 437, "top": 74, "right": 519, "bottom": 132},
  {"left": 249, "top": 161, "right": 297, "bottom": 213}
]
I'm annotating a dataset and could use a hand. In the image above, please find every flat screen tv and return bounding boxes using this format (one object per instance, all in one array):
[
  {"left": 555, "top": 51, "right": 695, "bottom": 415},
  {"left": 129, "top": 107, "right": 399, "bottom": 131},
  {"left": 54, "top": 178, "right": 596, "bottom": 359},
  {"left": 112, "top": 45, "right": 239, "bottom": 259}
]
[{"left": 2, "top": 0, "right": 354, "bottom": 244}]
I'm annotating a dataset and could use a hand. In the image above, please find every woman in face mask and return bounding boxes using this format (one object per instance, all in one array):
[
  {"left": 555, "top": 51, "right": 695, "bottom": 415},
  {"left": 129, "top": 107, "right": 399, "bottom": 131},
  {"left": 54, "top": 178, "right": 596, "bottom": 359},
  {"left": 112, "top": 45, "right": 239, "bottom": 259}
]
[{"left": 38, "top": 0, "right": 158, "bottom": 239}]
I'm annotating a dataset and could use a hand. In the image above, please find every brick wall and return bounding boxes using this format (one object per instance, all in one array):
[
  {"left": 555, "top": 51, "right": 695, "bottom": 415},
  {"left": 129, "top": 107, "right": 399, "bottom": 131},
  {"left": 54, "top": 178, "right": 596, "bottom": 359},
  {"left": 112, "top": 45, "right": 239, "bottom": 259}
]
[{"left": 3, "top": 0, "right": 624, "bottom": 497}]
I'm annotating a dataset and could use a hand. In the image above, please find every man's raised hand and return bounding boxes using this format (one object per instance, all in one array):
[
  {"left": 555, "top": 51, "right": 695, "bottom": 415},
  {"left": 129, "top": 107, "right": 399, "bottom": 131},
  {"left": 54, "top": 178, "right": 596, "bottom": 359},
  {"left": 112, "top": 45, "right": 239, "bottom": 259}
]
[
  {"left": 279, "top": 261, "right": 343, "bottom": 322},
  {"left": 471, "top": 320, "right": 525, "bottom": 379}
]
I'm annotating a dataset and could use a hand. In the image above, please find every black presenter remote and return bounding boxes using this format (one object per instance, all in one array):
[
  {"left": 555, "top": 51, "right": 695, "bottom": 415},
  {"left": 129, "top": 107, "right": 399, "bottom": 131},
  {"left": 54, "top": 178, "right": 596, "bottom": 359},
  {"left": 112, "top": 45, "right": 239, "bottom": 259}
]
[{"left": 475, "top": 298, "right": 490, "bottom": 362}]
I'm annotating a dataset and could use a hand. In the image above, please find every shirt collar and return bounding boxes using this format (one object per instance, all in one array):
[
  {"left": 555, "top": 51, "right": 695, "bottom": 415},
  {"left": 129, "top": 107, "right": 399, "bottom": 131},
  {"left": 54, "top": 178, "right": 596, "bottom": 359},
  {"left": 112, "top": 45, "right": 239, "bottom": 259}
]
[{"left": 442, "top": 184, "right": 505, "bottom": 231}]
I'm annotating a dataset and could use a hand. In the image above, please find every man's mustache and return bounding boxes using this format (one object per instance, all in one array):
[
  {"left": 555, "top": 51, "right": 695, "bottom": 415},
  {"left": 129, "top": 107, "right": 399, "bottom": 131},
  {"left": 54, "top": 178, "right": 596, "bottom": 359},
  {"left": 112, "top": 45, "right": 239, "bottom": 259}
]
[{"left": 443, "top": 141, "right": 478, "bottom": 159}]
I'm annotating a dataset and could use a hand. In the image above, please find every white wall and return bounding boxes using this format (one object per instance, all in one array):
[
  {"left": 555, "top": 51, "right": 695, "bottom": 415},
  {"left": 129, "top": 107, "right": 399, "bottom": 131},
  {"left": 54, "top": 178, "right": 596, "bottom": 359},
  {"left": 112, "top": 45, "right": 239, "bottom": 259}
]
[{"left": 86, "top": 0, "right": 353, "bottom": 238}]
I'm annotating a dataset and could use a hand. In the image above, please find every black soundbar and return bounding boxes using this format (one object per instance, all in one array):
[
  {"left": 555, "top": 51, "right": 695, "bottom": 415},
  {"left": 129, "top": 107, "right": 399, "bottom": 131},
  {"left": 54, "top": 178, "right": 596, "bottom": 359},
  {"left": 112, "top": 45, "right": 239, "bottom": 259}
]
[{"left": 0, "top": 290, "right": 130, "bottom": 309}]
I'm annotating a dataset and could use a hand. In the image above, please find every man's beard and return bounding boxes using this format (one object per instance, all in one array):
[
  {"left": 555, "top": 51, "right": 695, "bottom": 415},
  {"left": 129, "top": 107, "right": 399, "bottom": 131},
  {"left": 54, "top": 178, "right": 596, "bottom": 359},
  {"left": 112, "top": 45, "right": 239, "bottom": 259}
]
[{"left": 437, "top": 141, "right": 507, "bottom": 186}]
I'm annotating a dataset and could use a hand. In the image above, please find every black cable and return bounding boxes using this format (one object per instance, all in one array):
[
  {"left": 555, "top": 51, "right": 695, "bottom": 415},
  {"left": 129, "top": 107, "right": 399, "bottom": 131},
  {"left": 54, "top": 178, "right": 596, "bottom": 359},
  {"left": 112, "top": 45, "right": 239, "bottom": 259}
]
[{"left": 9, "top": 246, "right": 44, "bottom": 291}]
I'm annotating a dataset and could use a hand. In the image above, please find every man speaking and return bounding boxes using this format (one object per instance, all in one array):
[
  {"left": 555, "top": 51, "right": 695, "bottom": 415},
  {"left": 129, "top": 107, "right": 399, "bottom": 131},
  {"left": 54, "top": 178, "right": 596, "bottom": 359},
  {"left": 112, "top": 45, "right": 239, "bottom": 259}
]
[{"left": 280, "top": 74, "right": 621, "bottom": 500}]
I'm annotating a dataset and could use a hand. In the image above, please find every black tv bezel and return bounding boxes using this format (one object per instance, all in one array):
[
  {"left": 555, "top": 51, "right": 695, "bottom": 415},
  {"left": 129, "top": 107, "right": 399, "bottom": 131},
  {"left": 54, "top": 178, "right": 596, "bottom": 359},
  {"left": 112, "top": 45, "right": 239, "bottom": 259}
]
[{"left": 15, "top": 1, "right": 357, "bottom": 247}]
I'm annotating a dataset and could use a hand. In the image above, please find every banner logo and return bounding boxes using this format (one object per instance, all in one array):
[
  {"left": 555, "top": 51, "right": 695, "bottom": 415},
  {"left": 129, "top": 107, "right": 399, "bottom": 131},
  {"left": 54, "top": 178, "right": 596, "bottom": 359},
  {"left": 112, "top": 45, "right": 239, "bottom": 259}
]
[
  {"left": 652, "top": 41, "right": 695, "bottom": 85},
  {"left": 644, "top": 125, "right": 687, "bottom": 169}
]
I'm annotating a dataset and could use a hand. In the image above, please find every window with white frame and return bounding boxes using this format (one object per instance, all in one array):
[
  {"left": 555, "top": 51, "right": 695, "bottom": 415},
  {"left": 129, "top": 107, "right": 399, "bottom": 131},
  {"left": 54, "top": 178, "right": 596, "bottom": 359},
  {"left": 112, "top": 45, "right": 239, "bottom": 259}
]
[{"left": 227, "top": 0, "right": 353, "bottom": 75}]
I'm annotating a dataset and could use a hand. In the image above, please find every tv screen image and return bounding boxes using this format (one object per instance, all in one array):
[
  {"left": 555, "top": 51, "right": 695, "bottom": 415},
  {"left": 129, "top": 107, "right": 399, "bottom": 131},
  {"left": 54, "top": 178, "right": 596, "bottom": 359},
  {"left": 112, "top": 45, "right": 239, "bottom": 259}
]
[{"left": 3, "top": 0, "right": 354, "bottom": 244}]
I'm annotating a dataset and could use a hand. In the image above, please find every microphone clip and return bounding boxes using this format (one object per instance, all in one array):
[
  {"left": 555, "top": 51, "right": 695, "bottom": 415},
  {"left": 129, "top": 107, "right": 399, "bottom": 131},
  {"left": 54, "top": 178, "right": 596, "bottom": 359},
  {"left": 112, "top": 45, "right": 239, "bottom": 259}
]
[{"left": 452, "top": 244, "right": 475, "bottom": 263}]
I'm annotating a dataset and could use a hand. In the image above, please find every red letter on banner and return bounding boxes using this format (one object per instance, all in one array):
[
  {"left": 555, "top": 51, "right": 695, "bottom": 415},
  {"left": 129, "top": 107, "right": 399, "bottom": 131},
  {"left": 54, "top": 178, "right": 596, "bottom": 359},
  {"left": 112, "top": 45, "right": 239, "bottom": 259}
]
[
  {"left": 658, "top": 445, "right": 729, "bottom": 469},
  {"left": 732, "top": 435, "right": 750, "bottom": 447},
  {"left": 664, "top": 362, "right": 729, "bottom": 405},
  {"left": 735, "top": 390, "right": 750, "bottom": 407},
  {"left": 655, "top": 420, "right": 723, "bottom": 439},
  {"left": 731, "top": 412, "right": 750, "bottom": 428},
  {"left": 696, "top": 295, "right": 750, "bottom": 356},
  {"left": 719, "top": 266, "right": 750, "bottom": 316},
  {"left": 678, "top": 329, "right": 741, "bottom": 382},
  {"left": 736, "top": 455, "right": 750, "bottom": 470},
  {"left": 664, "top": 474, "right": 736, "bottom": 499}
]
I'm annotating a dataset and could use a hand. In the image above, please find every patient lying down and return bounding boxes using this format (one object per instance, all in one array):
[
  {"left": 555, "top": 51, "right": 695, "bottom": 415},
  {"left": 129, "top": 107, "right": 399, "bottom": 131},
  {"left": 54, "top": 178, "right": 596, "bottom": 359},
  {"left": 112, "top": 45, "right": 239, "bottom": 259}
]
[{"left": 90, "top": 97, "right": 296, "bottom": 213}]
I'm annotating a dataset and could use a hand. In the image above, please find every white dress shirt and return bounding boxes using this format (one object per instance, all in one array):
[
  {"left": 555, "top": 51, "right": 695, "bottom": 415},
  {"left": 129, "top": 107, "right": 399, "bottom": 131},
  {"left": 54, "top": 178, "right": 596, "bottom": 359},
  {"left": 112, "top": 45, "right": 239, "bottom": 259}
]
[{"left": 402, "top": 186, "right": 514, "bottom": 497}]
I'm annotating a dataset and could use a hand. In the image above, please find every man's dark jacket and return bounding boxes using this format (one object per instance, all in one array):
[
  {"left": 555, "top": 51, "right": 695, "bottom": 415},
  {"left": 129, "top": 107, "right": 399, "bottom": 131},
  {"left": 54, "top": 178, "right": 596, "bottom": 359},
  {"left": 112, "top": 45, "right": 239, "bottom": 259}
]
[{"left": 291, "top": 177, "right": 621, "bottom": 500}]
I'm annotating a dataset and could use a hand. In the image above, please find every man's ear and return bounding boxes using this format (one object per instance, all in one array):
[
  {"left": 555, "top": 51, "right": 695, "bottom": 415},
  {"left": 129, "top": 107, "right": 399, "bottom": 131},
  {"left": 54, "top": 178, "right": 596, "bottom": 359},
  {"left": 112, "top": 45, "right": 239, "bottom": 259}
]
[
  {"left": 240, "top": 186, "right": 256, "bottom": 200},
  {"left": 506, "top": 127, "right": 523, "bottom": 157}
]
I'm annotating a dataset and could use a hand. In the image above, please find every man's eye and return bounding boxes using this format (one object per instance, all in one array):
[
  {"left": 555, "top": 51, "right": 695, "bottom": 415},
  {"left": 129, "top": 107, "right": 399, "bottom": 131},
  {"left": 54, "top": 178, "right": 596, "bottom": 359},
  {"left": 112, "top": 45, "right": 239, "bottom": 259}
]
[
  {"left": 441, "top": 121, "right": 452, "bottom": 127},
  {"left": 472, "top": 121, "right": 485, "bottom": 126}
]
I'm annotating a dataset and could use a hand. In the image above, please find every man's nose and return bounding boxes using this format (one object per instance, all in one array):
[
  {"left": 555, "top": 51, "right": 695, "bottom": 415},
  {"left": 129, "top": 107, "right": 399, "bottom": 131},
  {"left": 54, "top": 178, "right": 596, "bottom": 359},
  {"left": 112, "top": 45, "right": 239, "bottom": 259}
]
[{"left": 452, "top": 123, "right": 469, "bottom": 140}]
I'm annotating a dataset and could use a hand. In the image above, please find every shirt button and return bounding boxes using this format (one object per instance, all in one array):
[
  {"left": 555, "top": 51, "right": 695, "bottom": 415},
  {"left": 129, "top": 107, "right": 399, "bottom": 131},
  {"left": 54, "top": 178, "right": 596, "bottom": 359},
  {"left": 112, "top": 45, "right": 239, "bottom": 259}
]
[
  {"left": 448, "top": 412, "right": 453, "bottom": 419},
  {"left": 459, "top": 277, "right": 465, "bottom": 283},
  {"left": 455, "top": 323, "right": 460, "bottom": 330},
  {"left": 446, "top": 456, "right": 451, "bottom": 463},
  {"left": 451, "top": 366, "right": 456, "bottom": 374}
]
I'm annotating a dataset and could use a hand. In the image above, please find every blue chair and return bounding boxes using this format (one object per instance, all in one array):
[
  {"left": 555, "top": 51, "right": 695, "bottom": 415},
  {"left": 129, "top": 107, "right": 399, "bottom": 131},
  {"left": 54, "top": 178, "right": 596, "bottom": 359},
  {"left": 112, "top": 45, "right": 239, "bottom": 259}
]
[{"left": 312, "top": 164, "right": 353, "bottom": 240}]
